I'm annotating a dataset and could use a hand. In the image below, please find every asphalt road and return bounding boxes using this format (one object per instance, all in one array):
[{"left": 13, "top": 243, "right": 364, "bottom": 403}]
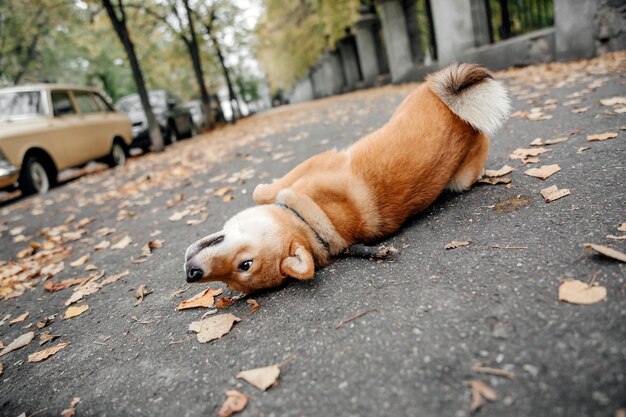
[{"left": 1, "top": 54, "right": 625, "bottom": 417}]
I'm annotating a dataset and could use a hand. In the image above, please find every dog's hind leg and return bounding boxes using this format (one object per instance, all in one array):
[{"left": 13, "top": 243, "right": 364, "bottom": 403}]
[
  {"left": 446, "top": 133, "right": 489, "bottom": 192},
  {"left": 344, "top": 244, "right": 398, "bottom": 260}
]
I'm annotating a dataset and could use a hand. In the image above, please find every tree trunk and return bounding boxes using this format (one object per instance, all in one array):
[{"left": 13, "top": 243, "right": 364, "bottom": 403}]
[
  {"left": 182, "top": 0, "right": 214, "bottom": 129},
  {"left": 211, "top": 32, "right": 241, "bottom": 122},
  {"left": 102, "top": 0, "right": 164, "bottom": 152}
]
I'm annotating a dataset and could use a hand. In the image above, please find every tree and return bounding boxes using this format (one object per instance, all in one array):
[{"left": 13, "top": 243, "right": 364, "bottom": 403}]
[{"left": 101, "top": 0, "right": 164, "bottom": 152}]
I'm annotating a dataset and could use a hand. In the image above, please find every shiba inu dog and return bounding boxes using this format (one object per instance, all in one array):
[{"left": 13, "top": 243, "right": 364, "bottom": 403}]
[{"left": 184, "top": 64, "right": 510, "bottom": 293}]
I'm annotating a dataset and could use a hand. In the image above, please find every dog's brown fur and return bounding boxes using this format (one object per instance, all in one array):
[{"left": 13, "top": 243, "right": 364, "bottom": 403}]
[{"left": 184, "top": 64, "right": 509, "bottom": 293}]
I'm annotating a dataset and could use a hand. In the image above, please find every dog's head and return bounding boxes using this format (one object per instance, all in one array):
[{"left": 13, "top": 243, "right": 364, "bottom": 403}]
[{"left": 183, "top": 205, "right": 315, "bottom": 293}]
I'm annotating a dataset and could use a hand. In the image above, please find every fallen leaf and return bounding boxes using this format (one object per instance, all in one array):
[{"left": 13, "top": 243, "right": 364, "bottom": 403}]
[
  {"left": 444, "top": 240, "right": 471, "bottom": 250},
  {"left": 28, "top": 342, "right": 69, "bottom": 362},
  {"left": 0, "top": 363, "right": 3, "bottom": 376},
  {"left": 16, "top": 247, "right": 34, "bottom": 259},
  {"left": 618, "top": 223, "right": 626, "bottom": 232},
  {"left": 169, "top": 210, "right": 190, "bottom": 221},
  {"left": 599, "top": 96, "right": 626, "bottom": 106},
  {"left": 484, "top": 165, "right": 514, "bottom": 177},
  {"left": 188, "top": 313, "right": 240, "bottom": 343},
  {"left": 76, "top": 217, "right": 95, "bottom": 228},
  {"left": 41, "top": 262, "right": 65, "bottom": 279},
  {"left": 9, "top": 226, "right": 25, "bottom": 236},
  {"left": 70, "top": 255, "right": 89, "bottom": 267},
  {"left": 472, "top": 362, "right": 515, "bottom": 379},
  {"left": 246, "top": 299, "right": 260, "bottom": 315},
  {"left": 100, "top": 270, "right": 129, "bottom": 286},
  {"left": 64, "top": 305, "right": 89, "bottom": 319},
  {"left": 39, "top": 332, "right": 60, "bottom": 345},
  {"left": 522, "top": 157, "right": 539, "bottom": 165},
  {"left": 65, "top": 281, "right": 101, "bottom": 306},
  {"left": 237, "top": 364, "right": 281, "bottom": 391},
  {"left": 524, "top": 164, "right": 561, "bottom": 180},
  {"left": 186, "top": 213, "right": 209, "bottom": 226},
  {"left": 36, "top": 315, "right": 55, "bottom": 329},
  {"left": 111, "top": 235, "right": 132, "bottom": 250},
  {"left": 218, "top": 390, "right": 248, "bottom": 417},
  {"left": 571, "top": 106, "right": 590, "bottom": 113},
  {"left": 584, "top": 243, "right": 626, "bottom": 262},
  {"left": 606, "top": 234, "right": 626, "bottom": 241},
  {"left": 530, "top": 137, "right": 568, "bottom": 146},
  {"left": 586, "top": 132, "right": 618, "bottom": 142},
  {"left": 134, "top": 284, "right": 151, "bottom": 306},
  {"left": 540, "top": 185, "right": 571, "bottom": 202},
  {"left": 94, "top": 227, "right": 115, "bottom": 237},
  {"left": 94, "top": 240, "right": 111, "bottom": 250},
  {"left": 559, "top": 279, "right": 606, "bottom": 304},
  {"left": 213, "top": 186, "right": 233, "bottom": 197},
  {"left": 85, "top": 264, "right": 98, "bottom": 271},
  {"left": 177, "top": 287, "right": 222, "bottom": 310},
  {"left": 215, "top": 297, "right": 236, "bottom": 309},
  {"left": 469, "top": 379, "right": 497, "bottom": 412},
  {"left": 9, "top": 312, "right": 29, "bottom": 324},
  {"left": 509, "top": 147, "right": 549, "bottom": 160},
  {"left": 140, "top": 239, "right": 164, "bottom": 257},
  {"left": 61, "top": 397, "right": 80, "bottom": 417},
  {"left": 576, "top": 146, "right": 590, "bottom": 154},
  {"left": 494, "top": 195, "right": 532, "bottom": 213},
  {"left": 0, "top": 332, "right": 34, "bottom": 356},
  {"left": 223, "top": 194, "right": 236, "bottom": 203},
  {"left": 478, "top": 177, "right": 511, "bottom": 185}
]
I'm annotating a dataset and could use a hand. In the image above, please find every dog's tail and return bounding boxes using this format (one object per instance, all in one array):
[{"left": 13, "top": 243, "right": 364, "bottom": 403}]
[{"left": 427, "top": 63, "right": 510, "bottom": 136}]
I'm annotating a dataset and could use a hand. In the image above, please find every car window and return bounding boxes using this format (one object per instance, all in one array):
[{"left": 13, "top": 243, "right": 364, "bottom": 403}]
[
  {"left": 51, "top": 91, "right": 76, "bottom": 117},
  {"left": 74, "top": 91, "right": 100, "bottom": 114},
  {"left": 94, "top": 93, "right": 114, "bottom": 112},
  {"left": 0, "top": 91, "right": 44, "bottom": 120}
]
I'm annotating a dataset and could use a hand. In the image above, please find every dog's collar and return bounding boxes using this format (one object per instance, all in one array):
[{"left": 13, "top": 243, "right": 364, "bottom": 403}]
[{"left": 275, "top": 203, "right": 330, "bottom": 252}]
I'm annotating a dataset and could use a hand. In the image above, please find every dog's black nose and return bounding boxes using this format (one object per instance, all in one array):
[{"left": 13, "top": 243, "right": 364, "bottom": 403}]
[{"left": 186, "top": 265, "right": 204, "bottom": 283}]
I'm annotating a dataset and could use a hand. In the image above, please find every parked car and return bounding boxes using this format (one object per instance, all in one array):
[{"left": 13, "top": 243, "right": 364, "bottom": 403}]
[
  {"left": 0, "top": 84, "right": 132, "bottom": 195},
  {"left": 184, "top": 99, "right": 208, "bottom": 131},
  {"left": 115, "top": 90, "right": 196, "bottom": 150}
]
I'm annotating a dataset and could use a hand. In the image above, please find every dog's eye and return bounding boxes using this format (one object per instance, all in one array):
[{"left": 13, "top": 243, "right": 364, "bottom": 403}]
[{"left": 238, "top": 259, "right": 253, "bottom": 272}]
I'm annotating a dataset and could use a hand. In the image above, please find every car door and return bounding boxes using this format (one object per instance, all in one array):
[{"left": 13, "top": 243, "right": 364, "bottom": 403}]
[
  {"left": 48, "top": 90, "right": 82, "bottom": 169},
  {"left": 72, "top": 90, "right": 111, "bottom": 159},
  {"left": 168, "top": 93, "right": 191, "bottom": 135}
]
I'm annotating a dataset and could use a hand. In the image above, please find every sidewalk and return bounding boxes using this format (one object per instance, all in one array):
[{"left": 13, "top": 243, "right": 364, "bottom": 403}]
[{"left": 0, "top": 52, "right": 625, "bottom": 417}]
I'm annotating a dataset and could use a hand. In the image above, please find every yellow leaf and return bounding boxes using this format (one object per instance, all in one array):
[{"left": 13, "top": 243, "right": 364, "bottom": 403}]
[
  {"left": 188, "top": 313, "right": 240, "bottom": 343},
  {"left": 586, "top": 132, "right": 618, "bottom": 141},
  {"left": 176, "top": 287, "right": 222, "bottom": 310},
  {"left": 27, "top": 342, "right": 69, "bottom": 363},
  {"left": 237, "top": 364, "right": 281, "bottom": 391},
  {"left": 559, "top": 279, "right": 606, "bottom": 304},
  {"left": 64, "top": 305, "right": 89, "bottom": 319},
  {"left": 524, "top": 164, "right": 561, "bottom": 180}
]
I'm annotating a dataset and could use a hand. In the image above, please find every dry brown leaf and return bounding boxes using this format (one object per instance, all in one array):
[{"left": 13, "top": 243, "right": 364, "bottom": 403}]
[
  {"left": 100, "top": 270, "right": 129, "bottom": 286},
  {"left": 617, "top": 223, "right": 626, "bottom": 232},
  {"left": 444, "top": 240, "right": 471, "bottom": 250},
  {"left": 559, "top": 279, "right": 607, "bottom": 304},
  {"left": 223, "top": 194, "right": 236, "bottom": 203},
  {"left": 111, "top": 235, "right": 132, "bottom": 250},
  {"left": 540, "top": 185, "right": 571, "bottom": 203},
  {"left": 237, "top": 364, "right": 281, "bottom": 391},
  {"left": 64, "top": 305, "right": 88, "bottom": 319},
  {"left": 524, "top": 164, "right": 561, "bottom": 180},
  {"left": 584, "top": 243, "right": 626, "bottom": 262},
  {"left": 484, "top": 165, "right": 514, "bottom": 177},
  {"left": 94, "top": 227, "right": 115, "bottom": 237},
  {"left": 0, "top": 363, "right": 3, "bottom": 376},
  {"left": 41, "top": 261, "right": 65, "bottom": 278},
  {"left": 0, "top": 332, "right": 34, "bottom": 356},
  {"left": 9, "top": 312, "right": 29, "bottom": 324},
  {"left": 140, "top": 239, "right": 164, "bottom": 257},
  {"left": 169, "top": 210, "right": 190, "bottom": 222},
  {"left": 218, "top": 390, "right": 248, "bottom": 417},
  {"left": 213, "top": 186, "right": 234, "bottom": 197},
  {"left": 530, "top": 137, "right": 568, "bottom": 146},
  {"left": 472, "top": 362, "right": 515, "bottom": 379},
  {"left": 16, "top": 247, "right": 34, "bottom": 259},
  {"left": 70, "top": 255, "right": 89, "bottom": 268},
  {"left": 85, "top": 264, "right": 98, "bottom": 271},
  {"left": 478, "top": 177, "right": 511, "bottom": 185},
  {"left": 36, "top": 315, "right": 55, "bottom": 329},
  {"left": 186, "top": 213, "right": 208, "bottom": 226},
  {"left": 188, "top": 313, "right": 240, "bottom": 343},
  {"left": 599, "top": 96, "right": 626, "bottom": 106},
  {"left": 522, "top": 157, "right": 539, "bottom": 165},
  {"left": 586, "top": 132, "right": 618, "bottom": 142},
  {"left": 177, "top": 287, "right": 222, "bottom": 310},
  {"left": 61, "top": 397, "right": 80, "bottom": 417},
  {"left": 9, "top": 226, "right": 25, "bottom": 236},
  {"left": 247, "top": 299, "right": 260, "bottom": 315},
  {"left": 571, "top": 106, "right": 590, "bottom": 113},
  {"left": 65, "top": 281, "right": 101, "bottom": 306},
  {"left": 43, "top": 277, "right": 85, "bottom": 292},
  {"left": 134, "top": 284, "right": 151, "bottom": 306},
  {"left": 39, "top": 332, "right": 60, "bottom": 345},
  {"left": 469, "top": 379, "right": 497, "bottom": 412},
  {"left": 576, "top": 146, "right": 590, "bottom": 154},
  {"left": 509, "top": 147, "right": 549, "bottom": 160},
  {"left": 215, "top": 297, "right": 236, "bottom": 309},
  {"left": 494, "top": 195, "right": 532, "bottom": 213},
  {"left": 28, "top": 342, "right": 69, "bottom": 363},
  {"left": 606, "top": 234, "right": 626, "bottom": 241},
  {"left": 94, "top": 240, "right": 110, "bottom": 250}
]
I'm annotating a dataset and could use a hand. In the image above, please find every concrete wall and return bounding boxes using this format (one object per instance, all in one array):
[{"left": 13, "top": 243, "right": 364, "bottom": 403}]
[{"left": 289, "top": 77, "right": 314, "bottom": 104}]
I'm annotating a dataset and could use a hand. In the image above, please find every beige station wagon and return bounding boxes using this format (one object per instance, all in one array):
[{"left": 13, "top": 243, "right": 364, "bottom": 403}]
[{"left": 0, "top": 85, "right": 132, "bottom": 195}]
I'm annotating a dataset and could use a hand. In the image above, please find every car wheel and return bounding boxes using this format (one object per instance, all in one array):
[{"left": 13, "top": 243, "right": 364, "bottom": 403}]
[
  {"left": 105, "top": 141, "right": 127, "bottom": 167},
  {"left": 20, "top": 156, "right": 53, "bottom": 195},
  {"left": 166, "top": 126, "right": 177, "bottom": 145},
  {"left": 189, "top": 118, "right": 197, "bottom": 138}
]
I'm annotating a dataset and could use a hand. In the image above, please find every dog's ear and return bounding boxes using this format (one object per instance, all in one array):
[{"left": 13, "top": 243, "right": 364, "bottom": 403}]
[
  {"left": 253, "top": 183, "right": 273, "bottom": 204},
  {"left": 280, "top": 241, "right": 314, "bottom": 280}
]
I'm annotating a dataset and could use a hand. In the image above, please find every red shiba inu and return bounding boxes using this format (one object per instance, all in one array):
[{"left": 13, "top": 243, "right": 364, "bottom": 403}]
[{"left": 184, "top": 64, "right": 510, "bottom": 293}]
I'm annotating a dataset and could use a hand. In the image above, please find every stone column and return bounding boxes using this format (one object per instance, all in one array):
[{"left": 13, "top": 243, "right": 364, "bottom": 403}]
[
  {"left": 338, "top": 34, "right": 362, "bottom": 91},
  {"left": 430, "top": 0, "right": 475, "bottom": 65},
  {"left": 554, "top": 0, "right": 596, "bottom": 60},
  {"left": 377, "top": 0, "right": 413, "bottom": 82},
  {"left": 469, "top": 0, "right": 492, "bottom": 47},
  {"left": 354, "top": 7, "right": 382, "bottom": 85},
  {"left": 402, "top": 0, "right": 423, "bottom": 63}
]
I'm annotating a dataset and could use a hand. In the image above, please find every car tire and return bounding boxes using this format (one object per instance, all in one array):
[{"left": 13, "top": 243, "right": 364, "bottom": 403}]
[
  {"left": 188, "top": 117, "right": 197, "bottom": 138},
  {"left": 165, "top": 124, "right": 178, "bottom": 145},
  {"left": 104, "top": 140, "right": 127, "bottom": 168},
  {"left": 19, "top": 155, "right": 54, "bottom": 195}
]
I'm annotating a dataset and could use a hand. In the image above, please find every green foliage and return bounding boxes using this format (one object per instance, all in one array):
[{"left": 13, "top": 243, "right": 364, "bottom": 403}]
[{"left": 255, "top": 0, "right": 360, "bottom": 91}]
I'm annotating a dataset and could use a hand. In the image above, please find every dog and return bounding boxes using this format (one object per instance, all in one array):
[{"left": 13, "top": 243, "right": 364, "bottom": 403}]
[{"left": 184, "top": 64, "right": 510, "bottom": 293}]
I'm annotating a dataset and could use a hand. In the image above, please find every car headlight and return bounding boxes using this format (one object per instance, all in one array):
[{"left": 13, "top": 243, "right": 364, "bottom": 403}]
[{"left": 0, "top": 148, "right": 18, "bottom": 176}]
